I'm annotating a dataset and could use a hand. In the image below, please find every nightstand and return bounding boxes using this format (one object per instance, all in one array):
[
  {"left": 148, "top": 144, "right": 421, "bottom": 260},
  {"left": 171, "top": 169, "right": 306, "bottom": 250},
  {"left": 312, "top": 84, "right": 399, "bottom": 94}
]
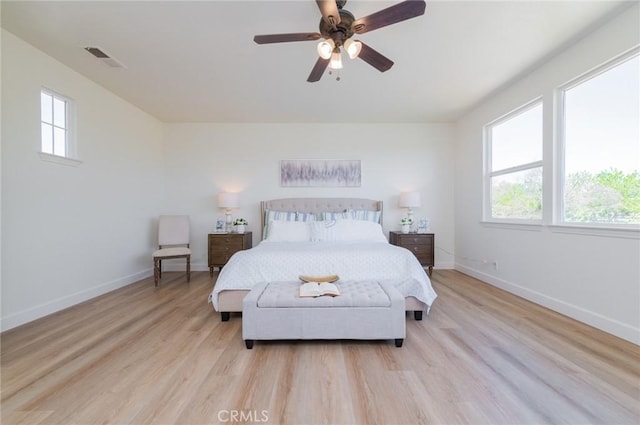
[
  {"left": 208, "top": 232, "right": 252, "bottom": 276},
  {"left": 389, "top": 231, "right": 434, "bottom": 276}
]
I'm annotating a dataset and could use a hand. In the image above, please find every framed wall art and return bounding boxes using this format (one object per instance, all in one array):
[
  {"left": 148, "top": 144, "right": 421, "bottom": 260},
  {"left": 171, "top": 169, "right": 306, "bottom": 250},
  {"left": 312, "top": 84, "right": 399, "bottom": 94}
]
[{"left": 280, "top": 159, "right": 361, "bottom": 187}]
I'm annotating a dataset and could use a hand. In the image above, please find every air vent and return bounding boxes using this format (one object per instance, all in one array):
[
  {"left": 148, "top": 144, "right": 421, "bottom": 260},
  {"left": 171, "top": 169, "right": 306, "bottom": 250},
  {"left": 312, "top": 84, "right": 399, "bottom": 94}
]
[{"left": 83, "top": 46, "right": 126, "bottom": 69}]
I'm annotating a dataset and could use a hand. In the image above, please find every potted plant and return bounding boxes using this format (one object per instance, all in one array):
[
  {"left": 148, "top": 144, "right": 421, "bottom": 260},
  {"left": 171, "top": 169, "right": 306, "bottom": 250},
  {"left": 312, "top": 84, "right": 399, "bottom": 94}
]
[
  {"left": 233, "top": 218, "right": 248, "bottom": 234},
  {"left": 400, "top": 217, "right": 413, "bottom": 234}
]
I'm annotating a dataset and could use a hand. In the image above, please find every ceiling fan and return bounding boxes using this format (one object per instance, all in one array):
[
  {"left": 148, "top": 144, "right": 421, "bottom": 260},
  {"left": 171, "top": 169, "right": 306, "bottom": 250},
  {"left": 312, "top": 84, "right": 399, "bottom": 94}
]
[{"left": 254, "top": 0, "right": 427, "bottom": 82}]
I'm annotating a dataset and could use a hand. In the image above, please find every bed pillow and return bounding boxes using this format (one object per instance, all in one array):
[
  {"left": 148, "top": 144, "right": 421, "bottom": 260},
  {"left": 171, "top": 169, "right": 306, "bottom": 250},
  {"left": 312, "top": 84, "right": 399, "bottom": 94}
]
[
  {"left": 310, "top": 219, "right": 386, "bottom": 242},
  {"left": 335, "top": 219, "right": 387, "bottom": 242},
  {"left": 310, "top": 220, "right": 338, "bottom": 242},
  {"left": 266, "top": 220, "right": 311, "bottom": 242},
  {"left": 296, "top": 212, "right": 318, "bottom": 222},
  {"left": 348, "top": 209, "right": 382, "bottom": 223},
  {"left": 263, "top": 209, "right": 297, "bottom": 239},
  {"left": 320, "top": 210, "right": 350, "bottom": 220}
]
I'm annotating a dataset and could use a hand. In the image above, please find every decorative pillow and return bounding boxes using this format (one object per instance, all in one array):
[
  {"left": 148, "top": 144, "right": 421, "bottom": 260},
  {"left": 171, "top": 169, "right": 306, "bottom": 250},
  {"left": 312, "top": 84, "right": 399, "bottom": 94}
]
[
  {"left": 348, "top": 209, "right": 382, "bottom": 223},
  {"left": 310, "top": 220, "right": 338, "bottom": 242},
  {"left": 263, "top": 209, "right": 297, "bottom": 239},
  {"left": 296, "top": 212, "right": 318, "bottom": 222},
  {"left": 266, "top": 220, "right": 311, "bottom": 242},
  {"left": 320, "top": 210, "right": 350, "bottom": 220}
]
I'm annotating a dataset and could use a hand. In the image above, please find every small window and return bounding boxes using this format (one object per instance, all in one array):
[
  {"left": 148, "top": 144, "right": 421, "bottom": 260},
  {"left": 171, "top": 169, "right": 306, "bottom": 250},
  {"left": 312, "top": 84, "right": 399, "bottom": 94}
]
[
  {"left": 40, "top": 89, "right": 78, "bottom": 164},
  {"left": 559, "top": 50, "right": 639, "bottom": 226},
  {"left": 485, "top": 100, "right": 543, "bottom": 221}
]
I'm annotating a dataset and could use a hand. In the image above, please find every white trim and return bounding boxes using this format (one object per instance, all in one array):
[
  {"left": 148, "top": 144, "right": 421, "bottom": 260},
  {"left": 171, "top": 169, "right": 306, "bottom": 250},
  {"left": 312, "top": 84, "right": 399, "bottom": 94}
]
[
  {"left": 481, "top": 221, "right": 543, "bottom": 231},
  {"left": 455, "top": 263, "right": 640, "bottom": 345},
  {"left": 38, "top": 151, "right": 82, "bottom": 167},
  {"left": 549, "top": 224, "right": 640, "bottom": 239},
  {"left": 0, "top": 269, "right": 152, "bottom": 332}
]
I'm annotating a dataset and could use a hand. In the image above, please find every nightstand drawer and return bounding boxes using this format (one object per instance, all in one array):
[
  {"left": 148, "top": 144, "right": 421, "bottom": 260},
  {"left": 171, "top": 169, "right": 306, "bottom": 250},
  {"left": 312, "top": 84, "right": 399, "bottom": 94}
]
[
  {"left": 404, "top": 244, "right": 433, "bottom": 256},
  {"left": 394, "top": 235, "right": 431, "bottom": 245},
  {"left": 211, "top": 241, "right": 243, "bottom": 253}
]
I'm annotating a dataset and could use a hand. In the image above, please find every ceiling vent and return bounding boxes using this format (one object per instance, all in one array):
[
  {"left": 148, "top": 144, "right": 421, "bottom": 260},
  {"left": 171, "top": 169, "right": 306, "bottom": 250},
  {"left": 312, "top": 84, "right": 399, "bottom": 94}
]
[{"left": 84, "top": 47, "right": 126, "bottom": 68}]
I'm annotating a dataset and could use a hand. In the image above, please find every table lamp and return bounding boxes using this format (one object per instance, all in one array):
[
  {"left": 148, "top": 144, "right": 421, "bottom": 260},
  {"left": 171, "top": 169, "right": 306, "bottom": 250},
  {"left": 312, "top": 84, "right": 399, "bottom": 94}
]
[
  {"left": 399, "top": 191, "right": 421, "bottom": 231},
  {"left": 217, "top": 192, "right": 239, "bottom": 233}
]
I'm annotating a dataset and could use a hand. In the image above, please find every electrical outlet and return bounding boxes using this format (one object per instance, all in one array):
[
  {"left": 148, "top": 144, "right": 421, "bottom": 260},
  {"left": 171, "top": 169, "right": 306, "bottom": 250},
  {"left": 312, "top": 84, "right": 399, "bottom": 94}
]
[
  {"left": 492, "top": 261, "right": 498, "bottom": 270},
  {"left": 482, "top": 257, "right": 488, "bottom": 265}
]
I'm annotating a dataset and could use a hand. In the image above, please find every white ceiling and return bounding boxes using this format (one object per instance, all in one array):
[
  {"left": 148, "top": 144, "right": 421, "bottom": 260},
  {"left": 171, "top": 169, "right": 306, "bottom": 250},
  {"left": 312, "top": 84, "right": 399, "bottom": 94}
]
[{"left": 1, "top": 1, "right": 632, "bottom": 123}]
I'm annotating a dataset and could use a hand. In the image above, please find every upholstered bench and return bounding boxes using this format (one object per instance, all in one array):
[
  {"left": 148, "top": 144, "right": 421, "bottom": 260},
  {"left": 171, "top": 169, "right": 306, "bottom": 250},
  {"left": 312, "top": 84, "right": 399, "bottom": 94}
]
[{"left": 242, "top": 280, "right": 406, "bottom": 349}]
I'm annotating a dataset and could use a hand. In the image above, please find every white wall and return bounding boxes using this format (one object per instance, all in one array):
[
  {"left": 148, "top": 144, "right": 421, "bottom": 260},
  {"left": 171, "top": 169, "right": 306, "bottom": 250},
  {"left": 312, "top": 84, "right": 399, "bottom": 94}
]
[
  {"left": 162, "top": 123, "right": 456, "bottom": 270},
  {"left": 1, "top": 30, "right": 165, "bottom": 330},
  {"left": 454, "top": 4, "right": 640, "bottom": 344}
]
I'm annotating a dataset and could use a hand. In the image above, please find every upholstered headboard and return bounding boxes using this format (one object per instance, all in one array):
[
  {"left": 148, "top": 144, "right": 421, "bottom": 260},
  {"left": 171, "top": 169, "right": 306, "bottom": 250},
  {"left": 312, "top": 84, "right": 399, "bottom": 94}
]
[{"left": 260, "top": 197, "right": 383, "bottom": 236}]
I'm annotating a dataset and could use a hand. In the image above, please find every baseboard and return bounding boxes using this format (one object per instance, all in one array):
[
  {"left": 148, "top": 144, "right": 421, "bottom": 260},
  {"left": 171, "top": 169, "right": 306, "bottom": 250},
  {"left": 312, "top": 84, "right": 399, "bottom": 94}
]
[
  {"left": 0, "top": 269, "right": 153, "bottom": 332},
  {"left": 455, "top": 263, "right": 640, "bottom": 345}
]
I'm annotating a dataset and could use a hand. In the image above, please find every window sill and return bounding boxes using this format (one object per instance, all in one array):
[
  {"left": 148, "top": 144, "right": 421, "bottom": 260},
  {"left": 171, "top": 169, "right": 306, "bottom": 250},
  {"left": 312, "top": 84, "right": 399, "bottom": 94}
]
[
  {"left": 549, "top": 224, "right": 640, "bottom": 239},
  {"left": 481, "top": 221, "right": 543, "bottom": 232},
  {"left": 39, "top": 152, "right": 82, "bottom": 167}
]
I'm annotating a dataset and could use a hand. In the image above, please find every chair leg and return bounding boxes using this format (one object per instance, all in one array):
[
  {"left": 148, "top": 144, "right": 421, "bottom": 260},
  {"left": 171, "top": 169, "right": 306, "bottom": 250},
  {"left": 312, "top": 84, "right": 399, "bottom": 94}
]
[
  {"left": 158, "top": 259, "right": 162, "bottom": 279},
  {"left": 187, "top": 256, "right": 191, "bottom": 282},
  {"left": 153, "top": 258, "right": 159, "bottom": 286}
]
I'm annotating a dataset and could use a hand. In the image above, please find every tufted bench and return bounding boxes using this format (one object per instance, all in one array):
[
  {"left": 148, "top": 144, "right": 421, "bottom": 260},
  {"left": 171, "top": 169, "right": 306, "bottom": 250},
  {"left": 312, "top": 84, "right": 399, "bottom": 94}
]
[{"left": 242, "top": 280, "right": 405, "bottom": 349}]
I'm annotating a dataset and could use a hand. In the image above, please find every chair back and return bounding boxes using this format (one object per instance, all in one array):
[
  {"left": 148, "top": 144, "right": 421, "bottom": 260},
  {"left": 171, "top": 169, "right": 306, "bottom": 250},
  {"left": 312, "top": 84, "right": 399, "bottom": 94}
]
[{"left": 158, "top": 215, "right": 190, "bottom": 246}]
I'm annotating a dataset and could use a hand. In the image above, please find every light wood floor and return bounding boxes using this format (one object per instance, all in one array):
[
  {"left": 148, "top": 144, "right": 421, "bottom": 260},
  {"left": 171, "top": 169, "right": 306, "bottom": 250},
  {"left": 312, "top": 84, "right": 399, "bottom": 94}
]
[{"left": 1, "top": 270, "right": 638, "bottom": 425}]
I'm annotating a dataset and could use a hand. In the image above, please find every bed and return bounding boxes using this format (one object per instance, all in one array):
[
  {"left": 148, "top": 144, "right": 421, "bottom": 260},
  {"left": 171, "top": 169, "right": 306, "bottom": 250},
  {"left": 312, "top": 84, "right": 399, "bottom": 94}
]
[{"left": 209, "top": 197, "right": 437, "bottom": 321}]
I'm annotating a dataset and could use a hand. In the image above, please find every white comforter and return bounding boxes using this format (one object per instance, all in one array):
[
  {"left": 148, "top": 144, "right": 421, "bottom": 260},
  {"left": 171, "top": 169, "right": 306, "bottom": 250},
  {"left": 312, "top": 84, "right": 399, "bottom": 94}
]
[{"left": 209, "top": 240, "right": 437, "bottom": 311}]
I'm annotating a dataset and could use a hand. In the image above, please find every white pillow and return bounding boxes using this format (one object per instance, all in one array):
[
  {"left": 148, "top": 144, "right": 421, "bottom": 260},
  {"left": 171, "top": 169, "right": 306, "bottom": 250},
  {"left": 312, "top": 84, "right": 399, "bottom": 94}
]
[
  {"left": 310, "top": 220, "right": 338, "bottom": 241},
  {"left": 263, "top": 209, "right": 297, "bottom": 239},
  {"left": 310, "top": 219, "right": 386, "bottom": 242},
  {"left": 335, "top": 219, "right": 387, "bottom": 242},
  {"left": 265, "top": 220, "right": 311, "bottom": 242}
]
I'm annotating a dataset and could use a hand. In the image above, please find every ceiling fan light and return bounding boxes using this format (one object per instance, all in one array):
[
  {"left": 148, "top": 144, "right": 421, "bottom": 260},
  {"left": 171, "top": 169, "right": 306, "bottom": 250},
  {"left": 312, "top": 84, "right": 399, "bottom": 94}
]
[
  {"left": 344, "top": 39, "right": 362, "bottom": 59},
  {"left": 329, "top": 48, "right": 343, "bottom": 70},
  {"left": 317, "top": 39, "right": 335, "bottom": 60}
]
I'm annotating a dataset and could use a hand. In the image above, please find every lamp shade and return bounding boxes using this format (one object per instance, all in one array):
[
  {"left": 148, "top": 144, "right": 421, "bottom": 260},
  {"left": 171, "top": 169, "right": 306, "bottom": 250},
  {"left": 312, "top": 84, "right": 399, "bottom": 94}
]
[
  {"left": 399, "top": 191, "right": 421, "bottom": 208},
  {"left": 344, "top": 39, "right": 362, "bottom": 59},
  {"left": 217, "top": 192, "right": 239, "bottom": 209},
  {"left": 329, "top": 47, "right": 343, "bottom": 70},
  {"left": 317, "top": 39, "right": 335, "bottom": 59}
]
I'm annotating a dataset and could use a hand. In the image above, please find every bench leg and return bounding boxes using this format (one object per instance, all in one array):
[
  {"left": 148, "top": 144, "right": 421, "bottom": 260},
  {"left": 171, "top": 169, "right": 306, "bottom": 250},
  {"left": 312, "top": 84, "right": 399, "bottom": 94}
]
[
  {"left": 414, "top": 311, "right": 423, "bottom": 321},
  {"left": 221, "top": 312, "right": 230, "bottom": 322},
  {"left": 395, "top": 339, "right": 404, "bottom": 348},
  {"left": 245, "top": 340, "right": 254, "bottom": 349}
]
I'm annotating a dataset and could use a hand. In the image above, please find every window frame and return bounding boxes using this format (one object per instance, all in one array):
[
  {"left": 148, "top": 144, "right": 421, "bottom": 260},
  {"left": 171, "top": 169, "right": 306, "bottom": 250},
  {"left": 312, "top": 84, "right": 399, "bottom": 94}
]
[
  {"left": 39, "top": 88, "right": 80, "bottom": 166},
  {"left": 483, "top": 97, "right": 544, "bottom": 224},
  {"left": 554, "top": 47, "right": 640, "bottom": 230}
]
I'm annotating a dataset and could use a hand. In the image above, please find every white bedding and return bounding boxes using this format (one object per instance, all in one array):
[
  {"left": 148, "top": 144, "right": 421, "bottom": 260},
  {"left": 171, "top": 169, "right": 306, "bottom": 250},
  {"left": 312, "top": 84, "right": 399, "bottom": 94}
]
[{"left": 209, "top": 240, "right": 437, "bottom": 311}]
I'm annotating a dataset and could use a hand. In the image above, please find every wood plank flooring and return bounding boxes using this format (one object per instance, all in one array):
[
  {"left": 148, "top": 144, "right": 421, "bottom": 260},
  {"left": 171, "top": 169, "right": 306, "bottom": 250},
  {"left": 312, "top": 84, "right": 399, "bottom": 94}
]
[{"left": 2, "top": 270, "right": 638, "bottom": 424}]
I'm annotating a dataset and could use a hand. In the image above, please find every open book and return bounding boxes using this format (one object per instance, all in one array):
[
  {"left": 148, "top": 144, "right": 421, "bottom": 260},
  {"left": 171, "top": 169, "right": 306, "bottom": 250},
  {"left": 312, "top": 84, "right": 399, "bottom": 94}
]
[{"left": 299, "top": 281, "right": 340, "bottom": 297}]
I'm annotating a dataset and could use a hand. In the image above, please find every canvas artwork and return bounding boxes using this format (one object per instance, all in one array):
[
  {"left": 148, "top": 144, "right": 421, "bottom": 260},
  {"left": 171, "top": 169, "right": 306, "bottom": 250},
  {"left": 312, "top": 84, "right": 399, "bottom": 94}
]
[{"left": 280, "top": 160, "right": 362, "bottom": 187}]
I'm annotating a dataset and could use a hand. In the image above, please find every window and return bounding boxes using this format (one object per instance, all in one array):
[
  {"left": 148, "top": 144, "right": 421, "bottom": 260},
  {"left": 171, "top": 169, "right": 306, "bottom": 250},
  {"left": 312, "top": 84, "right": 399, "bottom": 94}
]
[
  {"left": 40, "top": 89, "right": 78, "bottom": 164},
  {"left": 485, "top": 100, "right": 543, "bottom": 221},
  {"left": 559, "top": 50, "right": 639, "bottom": 226}
]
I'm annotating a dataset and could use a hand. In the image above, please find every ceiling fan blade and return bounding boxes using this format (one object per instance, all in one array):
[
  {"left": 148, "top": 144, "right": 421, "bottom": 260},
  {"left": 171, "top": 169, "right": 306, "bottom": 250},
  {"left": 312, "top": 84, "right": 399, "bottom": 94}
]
[
  {"left": 352, "top": 0, "right": 426, "bottom": 34},
  {"left": 254, "top": 33, "right": 322, "bottom": 44},
  {"left": 357, "top": 42, "right": 394, "bottom": 72},
  {"left": 316, "top": 0, "right": 341, "bottom": 28},
  {"left": 307, "top": 57, "right": 330, "bottom": 82}
]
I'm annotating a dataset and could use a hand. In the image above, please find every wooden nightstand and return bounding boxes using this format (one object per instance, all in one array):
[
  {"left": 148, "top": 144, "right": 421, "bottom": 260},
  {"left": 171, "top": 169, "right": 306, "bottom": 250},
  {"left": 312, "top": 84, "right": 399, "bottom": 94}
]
[
  {"left": 389, "top": 231, "right": 434, "bottom": 276},
  {"left": 208, "top": 232, "right": 252, "bottom": 276}
]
